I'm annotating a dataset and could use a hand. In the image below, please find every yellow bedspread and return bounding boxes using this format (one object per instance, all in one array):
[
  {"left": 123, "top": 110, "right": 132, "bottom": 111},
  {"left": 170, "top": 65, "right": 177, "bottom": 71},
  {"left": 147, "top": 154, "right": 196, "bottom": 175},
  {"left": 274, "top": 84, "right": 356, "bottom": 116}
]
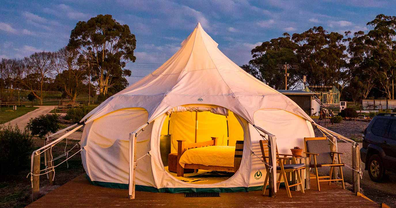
[{"left": 179, "top": 146, "right": 235, "bottom": 168}]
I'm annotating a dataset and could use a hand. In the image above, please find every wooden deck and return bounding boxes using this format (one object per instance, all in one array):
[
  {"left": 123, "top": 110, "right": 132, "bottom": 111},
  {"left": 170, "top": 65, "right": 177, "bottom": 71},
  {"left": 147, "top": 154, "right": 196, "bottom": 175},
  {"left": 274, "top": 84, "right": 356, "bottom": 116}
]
[{"left": 28, "top": 174, "right": 377, "bottom": 208}]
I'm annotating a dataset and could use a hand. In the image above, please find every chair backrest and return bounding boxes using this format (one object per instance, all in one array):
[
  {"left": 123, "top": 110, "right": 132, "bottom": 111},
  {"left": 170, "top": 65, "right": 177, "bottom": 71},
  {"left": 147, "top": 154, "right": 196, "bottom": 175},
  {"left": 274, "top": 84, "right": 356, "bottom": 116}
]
[
  {"left": 259, "top": 140, "right": 270, "bottom": 164},
  {"left": 259, "top": 140, "right": 280, "bottom": 168},
  {"left": 234, "top": 140, "right": 244, "bottom": 172},
  {"left": 304, "top": 137, "right": 333, "bottom": 164}
]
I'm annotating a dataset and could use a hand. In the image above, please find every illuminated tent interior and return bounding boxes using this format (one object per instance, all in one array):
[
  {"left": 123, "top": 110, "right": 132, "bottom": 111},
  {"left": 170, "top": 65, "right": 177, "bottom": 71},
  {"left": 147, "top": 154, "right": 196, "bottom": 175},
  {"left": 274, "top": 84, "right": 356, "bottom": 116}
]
[{"left": 160, "top": 110, "right": 244, "bottom": 184}]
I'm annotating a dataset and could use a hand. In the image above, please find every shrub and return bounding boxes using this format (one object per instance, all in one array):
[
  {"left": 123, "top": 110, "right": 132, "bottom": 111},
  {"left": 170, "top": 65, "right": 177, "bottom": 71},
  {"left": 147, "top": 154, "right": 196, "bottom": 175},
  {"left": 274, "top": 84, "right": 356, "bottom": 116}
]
[
  {"left": 65, "top": 106, "right": 95, "bottom": 123},
  {"left": 330, "top": 116, "right": 343, "bottom": 123},
  {"left": 0, "top": 125, "right": 33, "bottom": 175},
  {"left": 339, "top": 108, "right": 358, "bottom": 118},
  {"left": 369, "top": 112, "right": 378, "bottom": 118},
  {"left": 28, "top": 114, "right": 60, "bottom": 138}
]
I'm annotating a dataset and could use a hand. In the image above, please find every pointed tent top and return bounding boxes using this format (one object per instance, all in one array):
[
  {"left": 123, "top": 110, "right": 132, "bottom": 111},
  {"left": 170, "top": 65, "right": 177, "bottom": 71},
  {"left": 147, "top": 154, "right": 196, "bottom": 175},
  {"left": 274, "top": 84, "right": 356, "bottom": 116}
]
[
  {"left": 180, "top": 22, "right": 218, "bottom": 47},
  {"left": 81, "top": 23, "right": 313, "bottom": 124}
]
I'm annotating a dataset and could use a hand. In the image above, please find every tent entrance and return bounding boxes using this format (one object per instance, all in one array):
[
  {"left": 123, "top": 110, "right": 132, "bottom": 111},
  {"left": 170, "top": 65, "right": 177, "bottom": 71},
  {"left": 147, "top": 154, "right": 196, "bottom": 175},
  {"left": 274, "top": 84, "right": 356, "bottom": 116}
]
[{"left": 159, "top": 109, "right": 244, "bottom": 184}]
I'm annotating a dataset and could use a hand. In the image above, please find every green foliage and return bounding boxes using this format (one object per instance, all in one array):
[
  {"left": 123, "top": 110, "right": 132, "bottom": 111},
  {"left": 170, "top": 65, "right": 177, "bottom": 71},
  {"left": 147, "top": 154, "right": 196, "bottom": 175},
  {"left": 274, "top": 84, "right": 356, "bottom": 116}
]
[
  {"left": 330, "top": 116, "right": 343, "bottom": 123},
  {"left": 339, "top": 108, "right": 358, "bottom": 118},
  {"left": 0, "top": 125, "right": 33, "bottom": 175},
  {"left": 68, "top": 14, "right": 135, "bottom": 96},
  {"left": 379, "top": 109, "right": 392, "bottom": 114},
  {"left": 65, "top": 106, "right": 96, "bottom": 123},
  {"left": 28, "top": 114, "right": 60, "bottom": 138},
  {"left": 27, "top": 92, "right": 36, "bottom": 101},
  {"left": 369, "top": 112, "right": 378, "bottom": 118},
  {"left": 248, "top": 33, "right": 299, "bottom": 89},
  {"left": 248, "top": 27, "right": 348, "bottom": 89}
]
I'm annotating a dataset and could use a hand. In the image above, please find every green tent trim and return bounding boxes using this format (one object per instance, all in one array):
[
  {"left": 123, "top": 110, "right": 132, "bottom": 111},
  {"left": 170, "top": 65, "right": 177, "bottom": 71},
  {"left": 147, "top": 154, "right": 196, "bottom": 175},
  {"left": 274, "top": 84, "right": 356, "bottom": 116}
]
[{"left": 86, "top": 175, "right": 264, "bottom": 193}]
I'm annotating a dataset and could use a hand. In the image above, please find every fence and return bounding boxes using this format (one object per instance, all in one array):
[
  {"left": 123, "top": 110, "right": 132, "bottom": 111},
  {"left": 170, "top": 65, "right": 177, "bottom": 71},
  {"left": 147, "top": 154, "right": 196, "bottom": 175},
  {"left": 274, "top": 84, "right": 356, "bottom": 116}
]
[{"left": 362, "top": 99, "right": 396, "bottom": 110}]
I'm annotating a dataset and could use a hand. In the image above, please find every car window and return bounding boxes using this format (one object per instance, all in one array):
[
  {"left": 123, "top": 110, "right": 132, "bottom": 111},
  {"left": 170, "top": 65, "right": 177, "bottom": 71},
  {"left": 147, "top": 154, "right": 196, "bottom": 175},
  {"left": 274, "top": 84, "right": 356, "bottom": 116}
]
[
  {"left": 371, "top": 118, "right": 391, "bottom": 137},
  {"left": 389, "top": 120, "right": 396, "bottom": 140}
]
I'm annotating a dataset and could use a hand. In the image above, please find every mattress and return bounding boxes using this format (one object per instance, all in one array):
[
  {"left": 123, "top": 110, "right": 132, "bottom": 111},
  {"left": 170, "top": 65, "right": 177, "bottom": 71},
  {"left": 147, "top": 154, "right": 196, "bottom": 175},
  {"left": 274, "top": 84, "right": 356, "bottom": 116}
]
[{"left": 179, "top": 146, "right": 235, "bottom": 168}]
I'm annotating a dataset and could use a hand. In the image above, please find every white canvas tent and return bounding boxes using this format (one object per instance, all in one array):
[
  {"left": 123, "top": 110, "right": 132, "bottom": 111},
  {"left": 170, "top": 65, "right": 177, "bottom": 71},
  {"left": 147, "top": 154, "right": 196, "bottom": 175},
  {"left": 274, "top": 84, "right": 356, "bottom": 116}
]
[{"left": 80, "top": 23, "right": 315, "bottom": 194}]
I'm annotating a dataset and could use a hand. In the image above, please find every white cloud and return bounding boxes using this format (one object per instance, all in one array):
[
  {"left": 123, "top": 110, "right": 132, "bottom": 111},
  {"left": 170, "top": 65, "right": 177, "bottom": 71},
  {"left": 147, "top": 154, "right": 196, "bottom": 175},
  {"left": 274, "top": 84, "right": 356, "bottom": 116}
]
[
  {"left": 284, "top": 27, "right": 297, "bottom": 32},
  {"left": 181, "top": 6, "right": 210, "bottom": 30},
  {"left": 0, "top": 22, "right": 17, "bottom": 34},
  {"left": 228, "top": 27, "right": 238, "bottom": 32},
  {"left": 22, "top": 29, "right": 36, "bottom": 36},
  {"left": 257, "top": 19, "right": 275, "bottom": 28},
  {"left": 328, "top": 20, "right": 353, "bottom": 28},
  {"left": 67, "top": 11, "right": 90, "bottom": 20},
  {"left": 44, "top": 4, "right": 89, "bottom": 21},
  {"left": 23, "top": 12, "right": 47, "bottom": 23},
  {"left": 309, "top": 18, "right": 320, "bottom": 23}
]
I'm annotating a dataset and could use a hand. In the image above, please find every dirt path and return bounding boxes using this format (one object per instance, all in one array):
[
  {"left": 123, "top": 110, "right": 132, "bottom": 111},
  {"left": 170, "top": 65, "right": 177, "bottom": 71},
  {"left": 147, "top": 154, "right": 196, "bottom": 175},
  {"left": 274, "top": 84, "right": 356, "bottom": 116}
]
[{"left": 4, "top": 106, "right": 56, "bottom": 130}]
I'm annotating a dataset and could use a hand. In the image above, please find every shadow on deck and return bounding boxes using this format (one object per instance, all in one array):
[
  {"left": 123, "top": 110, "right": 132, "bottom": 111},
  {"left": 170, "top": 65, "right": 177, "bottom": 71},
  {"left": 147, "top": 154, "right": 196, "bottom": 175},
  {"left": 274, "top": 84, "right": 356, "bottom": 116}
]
[{"left": 27, "top": 174, "right": 377, "bottom": 208}]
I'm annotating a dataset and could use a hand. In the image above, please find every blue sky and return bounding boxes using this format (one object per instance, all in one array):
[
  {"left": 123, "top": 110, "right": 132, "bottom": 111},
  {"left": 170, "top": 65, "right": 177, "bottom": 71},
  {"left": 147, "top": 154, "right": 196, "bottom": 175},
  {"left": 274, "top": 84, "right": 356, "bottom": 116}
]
[{"left": 0, "top": 0, "right": 395, "bottom": 84}]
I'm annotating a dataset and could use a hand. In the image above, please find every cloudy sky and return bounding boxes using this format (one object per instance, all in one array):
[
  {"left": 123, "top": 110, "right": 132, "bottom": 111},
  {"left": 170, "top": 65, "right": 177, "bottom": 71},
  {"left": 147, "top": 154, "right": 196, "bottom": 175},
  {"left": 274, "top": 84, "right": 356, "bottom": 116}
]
[{"left": 0, "top": 0, "right": 395, "bottom": 84}]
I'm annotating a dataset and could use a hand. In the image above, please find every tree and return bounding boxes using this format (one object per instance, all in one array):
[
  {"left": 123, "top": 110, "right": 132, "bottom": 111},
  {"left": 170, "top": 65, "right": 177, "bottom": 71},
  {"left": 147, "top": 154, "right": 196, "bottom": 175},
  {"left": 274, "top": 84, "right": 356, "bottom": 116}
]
[
  {"left": 292, "top": 27, "right": 347, "bottom": 87},
  {"left": 52, "top": 47, "right": 87, "bottom": 102},
  {"left": 366, "top": 14, "right": 396, "bottom": 99},
  {"left": 68, "top": 14, "right": 135, "bottom": 96},
  {"left": 0, "top": 59, "right": 23, "bottom": 102},
  {"left": 346, "top": 31, "right": 377, "bottom": 100},
  {"left": 249, "top": 33, "right": 300, "bottom": 89},
  {"left": 22, "top": 52, "right": 54, "bottom": 105}
]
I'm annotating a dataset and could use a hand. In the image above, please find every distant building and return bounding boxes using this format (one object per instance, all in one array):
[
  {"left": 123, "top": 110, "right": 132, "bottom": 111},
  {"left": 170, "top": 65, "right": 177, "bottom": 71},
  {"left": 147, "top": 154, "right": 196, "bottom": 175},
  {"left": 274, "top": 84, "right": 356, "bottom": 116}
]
[
  {"left": 305, "top": 86, "right": 340, "bottom": 105},
  {"left": 278, "top": 90, "right": 320, "bottom": 116}
]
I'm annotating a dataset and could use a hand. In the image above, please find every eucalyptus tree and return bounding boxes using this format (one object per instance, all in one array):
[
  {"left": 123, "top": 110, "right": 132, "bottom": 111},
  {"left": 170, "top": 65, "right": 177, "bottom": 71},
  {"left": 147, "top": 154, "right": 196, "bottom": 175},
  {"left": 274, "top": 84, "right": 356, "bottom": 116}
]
[
  {"left": 346, "top": 31, "right": 377, "bottom": 100},
  {"left": 365, "top": 14, "right": 396, "bottom": 99},
  {"left": 292, "top": 26, "right": 347, "bottom": 87},
  {"left": 52, "top": 47, "right": 87, "bottom": 102},
  {"left": 68, "top": 14, "right": 136, "bottom": 96},
  {"left": 249, "top": 33, "right": 300, "bottom": 89}
]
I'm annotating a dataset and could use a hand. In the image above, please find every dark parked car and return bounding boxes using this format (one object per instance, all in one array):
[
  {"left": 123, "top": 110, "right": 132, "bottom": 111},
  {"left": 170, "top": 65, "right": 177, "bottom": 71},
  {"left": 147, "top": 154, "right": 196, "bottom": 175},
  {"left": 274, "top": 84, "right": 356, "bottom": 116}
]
[{"left": 361, "top": 113, "right": 396, "bottom": 182}]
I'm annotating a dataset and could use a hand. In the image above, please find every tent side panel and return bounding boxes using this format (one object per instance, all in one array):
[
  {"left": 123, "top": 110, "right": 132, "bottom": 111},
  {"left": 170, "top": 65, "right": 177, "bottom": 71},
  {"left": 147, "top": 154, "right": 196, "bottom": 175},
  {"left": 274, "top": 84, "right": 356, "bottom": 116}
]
[{"left": 83, "top": 108, "right": 155, "bottom": 187}]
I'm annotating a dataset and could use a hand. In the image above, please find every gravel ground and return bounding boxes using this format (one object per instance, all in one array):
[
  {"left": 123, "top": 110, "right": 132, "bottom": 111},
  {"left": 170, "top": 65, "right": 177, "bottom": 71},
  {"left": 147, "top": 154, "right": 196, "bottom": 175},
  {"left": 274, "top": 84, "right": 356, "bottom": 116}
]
[{"left": 317, "top": 119, "right": 396, "bottom": 207}]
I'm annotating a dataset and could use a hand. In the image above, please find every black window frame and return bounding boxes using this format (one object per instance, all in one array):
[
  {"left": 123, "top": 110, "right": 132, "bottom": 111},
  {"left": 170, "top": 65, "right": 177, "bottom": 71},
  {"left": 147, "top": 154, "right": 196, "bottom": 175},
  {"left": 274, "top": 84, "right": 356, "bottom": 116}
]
[
  {"left": 388, "top": 119, "right": 396, "bottom": 141},
  {"left": 371, "top": 117, "right": 391, "bottom": 138}
]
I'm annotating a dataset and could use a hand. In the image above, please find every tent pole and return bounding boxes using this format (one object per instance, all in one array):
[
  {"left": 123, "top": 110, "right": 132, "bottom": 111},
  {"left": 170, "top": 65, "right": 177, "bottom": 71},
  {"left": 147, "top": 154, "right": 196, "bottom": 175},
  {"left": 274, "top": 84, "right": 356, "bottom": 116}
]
[
  {"left": 226, "top": 115, "right": 229, "bottom": 145},
  {"left": 128, "top": 123, "right": 149, "bottom": 200},
  {"left": 167, "top": 114, "right": 171, "bottom": 135},
  {"left": 195, "top": 111, "right": 198, "bottom": 143},
  {"left": 129, "top": 133, "right": 137, "bottom": 199}
]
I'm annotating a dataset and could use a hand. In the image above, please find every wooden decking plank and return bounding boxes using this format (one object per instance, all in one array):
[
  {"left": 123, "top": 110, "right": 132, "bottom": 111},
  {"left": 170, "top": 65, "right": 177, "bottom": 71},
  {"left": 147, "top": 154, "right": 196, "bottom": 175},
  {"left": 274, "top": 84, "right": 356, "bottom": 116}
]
[{"left": 28, "top": 174, "right": 377, "bottom": 208}]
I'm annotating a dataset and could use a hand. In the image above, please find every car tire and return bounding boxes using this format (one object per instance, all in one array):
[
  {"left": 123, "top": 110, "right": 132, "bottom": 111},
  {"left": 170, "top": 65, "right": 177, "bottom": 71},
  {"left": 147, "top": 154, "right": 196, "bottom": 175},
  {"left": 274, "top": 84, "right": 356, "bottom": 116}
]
[{"left": 367, "top": 154, "right": 385, "bottom": 182}]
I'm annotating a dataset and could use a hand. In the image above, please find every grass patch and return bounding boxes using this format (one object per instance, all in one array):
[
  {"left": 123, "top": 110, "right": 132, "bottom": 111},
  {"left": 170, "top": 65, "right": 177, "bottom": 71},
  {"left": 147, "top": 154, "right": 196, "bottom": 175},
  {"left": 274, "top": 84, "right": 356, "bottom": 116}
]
[{"left": 0, "top": 107, "right": 38, "bottom": 124}]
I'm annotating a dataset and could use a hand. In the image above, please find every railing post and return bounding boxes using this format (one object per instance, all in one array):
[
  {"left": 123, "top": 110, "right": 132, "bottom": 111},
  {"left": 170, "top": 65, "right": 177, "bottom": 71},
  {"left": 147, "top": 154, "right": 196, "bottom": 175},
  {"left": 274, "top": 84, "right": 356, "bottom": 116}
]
[
  {"left": 268, "top": 135, "right": 277, "bottom": 197},
  {"left": 352, "top": 143, "right": 361, "bottom": 194},
  {"left": 32, "top": 152, "right": 40, "bottom": 201},
  {"left": 329, "top": 135, "right": 338, "bottom": 180},
  {"left": 45, "top": 149, "right": 54, "bottom": 185}
]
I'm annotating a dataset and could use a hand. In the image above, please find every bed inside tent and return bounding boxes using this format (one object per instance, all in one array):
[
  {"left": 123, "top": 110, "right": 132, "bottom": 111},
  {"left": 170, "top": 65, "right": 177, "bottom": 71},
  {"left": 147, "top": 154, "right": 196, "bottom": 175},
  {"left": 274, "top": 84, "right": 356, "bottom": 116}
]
[{"left": 159, "top": 108, "right": 244, "bottom": 184}]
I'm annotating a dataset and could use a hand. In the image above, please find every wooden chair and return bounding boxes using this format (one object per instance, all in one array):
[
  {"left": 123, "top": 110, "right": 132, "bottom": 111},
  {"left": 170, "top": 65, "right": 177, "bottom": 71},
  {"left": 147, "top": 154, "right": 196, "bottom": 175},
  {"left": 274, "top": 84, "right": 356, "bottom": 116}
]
[
  {"left": 304, "top": 137, "right": 345, "bottom": 191},
  {"left": 259, "top": 140, "right": 305, "bottom": 198}
]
